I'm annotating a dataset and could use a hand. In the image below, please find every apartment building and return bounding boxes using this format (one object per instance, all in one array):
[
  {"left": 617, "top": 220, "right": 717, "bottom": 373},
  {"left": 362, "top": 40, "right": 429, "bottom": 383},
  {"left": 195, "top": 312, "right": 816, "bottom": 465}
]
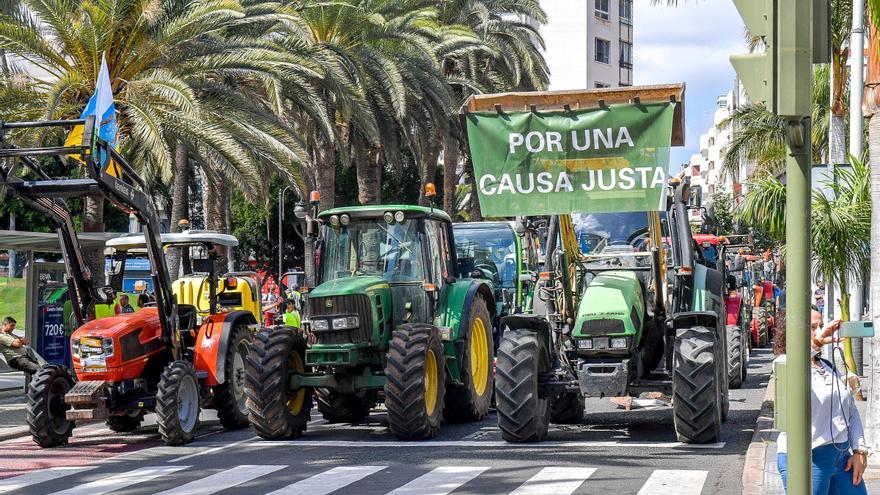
[{"left": 541, "top": 0, "right": 634, "bottom": 90}]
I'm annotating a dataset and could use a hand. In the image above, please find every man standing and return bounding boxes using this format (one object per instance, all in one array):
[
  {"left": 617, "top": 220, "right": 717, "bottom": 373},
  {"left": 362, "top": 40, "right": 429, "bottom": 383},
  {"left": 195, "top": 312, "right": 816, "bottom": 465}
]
[
  {"left": 0, "top": 317, "right": 40, "bottom": 375},
  {"left": 814, "top": 281, "right": 826, "bottom": 319},
  {"left": 118, "top": 294, "right": 135, "bottom": 314}
]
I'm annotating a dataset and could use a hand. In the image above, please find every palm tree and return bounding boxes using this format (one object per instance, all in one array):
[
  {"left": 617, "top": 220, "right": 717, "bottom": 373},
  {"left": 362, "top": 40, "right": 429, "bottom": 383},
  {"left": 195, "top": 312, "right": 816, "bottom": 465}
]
[
  {"left": 829, "top": 0, "right": 854, "bottom": 164},
  {"left": 738, "top": 159, "right": 871, "bottom": 371}
]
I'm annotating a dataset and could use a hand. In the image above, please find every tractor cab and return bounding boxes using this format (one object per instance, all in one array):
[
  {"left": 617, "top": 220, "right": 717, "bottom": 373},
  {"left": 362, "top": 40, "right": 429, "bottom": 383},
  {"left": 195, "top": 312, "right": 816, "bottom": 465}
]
[{"left": 106, "top": 231, "right": 263, "bottom": 325}]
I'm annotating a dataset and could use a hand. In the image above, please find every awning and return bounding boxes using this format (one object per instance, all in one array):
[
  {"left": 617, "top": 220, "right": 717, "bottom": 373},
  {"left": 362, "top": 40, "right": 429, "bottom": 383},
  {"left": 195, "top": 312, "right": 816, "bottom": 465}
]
[{"left": 0, "top": 230, "right": 127, "bottom": 252}]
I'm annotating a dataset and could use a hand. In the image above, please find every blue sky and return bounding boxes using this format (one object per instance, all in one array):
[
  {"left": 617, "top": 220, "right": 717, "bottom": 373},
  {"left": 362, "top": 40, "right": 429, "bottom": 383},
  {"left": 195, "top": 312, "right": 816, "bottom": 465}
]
[{"left": 633, "top": 1, "right": 746, "bottom": 167}]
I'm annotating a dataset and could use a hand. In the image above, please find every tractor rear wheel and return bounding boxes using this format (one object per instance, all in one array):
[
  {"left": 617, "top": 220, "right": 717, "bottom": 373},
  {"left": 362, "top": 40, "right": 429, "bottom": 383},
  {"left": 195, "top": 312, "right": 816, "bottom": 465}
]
[
  {"left": 496, "top": 327, "right": 550, "bottom": 443},
  {"left": 214, "top": 324, "right": 251, "bottom": 430},
  {"left": 753, "top": 307, "right": 768, "bottom": 347},
  {"left": 316, "top": 389, "right": 375, "bottom": 423},
  {"left": 672, "top": 326, "right": 722, "bottom": 443},
  {"left": 726, "top": 325, "right": 744, "bottom": 389},
  {"left": 246, "top": 329, "right": 312, "bottom": 439},
  {"left": 444, "top": 296, "right": 494, "bottom": 422},
  {"left": 156, "top": 361, "right": 201, "bottom": 446},
  {"left": 384, "top": 324, "right": 445, "bottom": 439},
  {"left": 26, "top": 365, "right": 74, "bottom": 448},
  {"left": 106, "top": 411, "right": 143, "bottom": 433},
  {"left": 550, "top": 392, "right": 584, "bottom": 424}
]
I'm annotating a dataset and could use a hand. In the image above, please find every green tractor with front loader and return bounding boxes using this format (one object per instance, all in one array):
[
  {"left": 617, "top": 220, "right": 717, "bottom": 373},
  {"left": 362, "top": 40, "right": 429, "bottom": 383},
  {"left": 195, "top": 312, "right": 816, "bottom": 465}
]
[{"left": 245, "top": 196, "right": 496, "bottom": 439}]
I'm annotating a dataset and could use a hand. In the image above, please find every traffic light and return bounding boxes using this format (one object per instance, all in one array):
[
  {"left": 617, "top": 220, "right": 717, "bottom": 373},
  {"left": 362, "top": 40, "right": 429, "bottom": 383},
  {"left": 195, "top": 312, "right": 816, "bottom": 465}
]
[{"left": 730, "top": 0, "right": 776, "bottom": 112}]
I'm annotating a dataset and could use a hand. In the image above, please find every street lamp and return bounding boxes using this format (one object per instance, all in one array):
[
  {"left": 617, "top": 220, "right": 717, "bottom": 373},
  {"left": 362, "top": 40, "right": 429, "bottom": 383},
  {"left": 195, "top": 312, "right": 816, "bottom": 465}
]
[{"left": 278, "top": 185, "right": 291, "bottom": 284}]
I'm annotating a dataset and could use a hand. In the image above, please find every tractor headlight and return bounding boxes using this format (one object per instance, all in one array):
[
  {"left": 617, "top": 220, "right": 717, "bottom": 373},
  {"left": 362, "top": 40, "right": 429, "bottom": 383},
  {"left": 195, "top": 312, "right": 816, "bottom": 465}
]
[
  {"left": 311, "top": 319, "right": 330, "bottom": 331},
  {"left": 102, "top": 337, "right": 115, "bottom": 357},
  {"left": 394, "top": 211, "right": 405, "bottom": 223},
  {"left": 577, "top": 339, "right": 593, "bottom": 350},
  {"left": 383, "top": 212, "right": 394, "bottom": 224},
  {"left": 329, "top": 215, "right": 340, "bottom": 227},
  {"left": 610, "top": 337, "right": 628, "bottom": 349},
  {"left": 332, "top": 316, "right": 359, "bottom": 330},
  {"left": 340, "top": 214, "right": 350, "bottom": 226}
]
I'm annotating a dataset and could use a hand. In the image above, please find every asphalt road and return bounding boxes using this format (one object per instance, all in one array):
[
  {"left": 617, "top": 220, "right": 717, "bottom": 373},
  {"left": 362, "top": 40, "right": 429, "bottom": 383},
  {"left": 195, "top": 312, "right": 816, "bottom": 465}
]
[{"left": 0, "top": 349, "right": 774, "bottom": 495}]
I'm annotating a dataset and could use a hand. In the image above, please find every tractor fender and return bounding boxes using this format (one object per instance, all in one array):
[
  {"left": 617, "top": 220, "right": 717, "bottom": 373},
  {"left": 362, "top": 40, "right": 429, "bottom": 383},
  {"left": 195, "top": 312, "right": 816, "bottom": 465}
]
[
  {"left": 456, "top": 281, "right": 496, "bottom": 340},
  {"left": 669, "top": 311, "right": 720, "bottom": 335},
  {"left": 193, "top": 310, "right": 257, "bottom": 386},
  {"left": 498, "top": 315, "right": 553, "bottom": 360}
]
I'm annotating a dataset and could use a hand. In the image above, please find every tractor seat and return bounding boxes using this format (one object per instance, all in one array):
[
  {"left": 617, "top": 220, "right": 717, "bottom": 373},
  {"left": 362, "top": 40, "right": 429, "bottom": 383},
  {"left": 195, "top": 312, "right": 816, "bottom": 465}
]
[{"left": 178, "top": 304, "right": 198, "bottom": 331}]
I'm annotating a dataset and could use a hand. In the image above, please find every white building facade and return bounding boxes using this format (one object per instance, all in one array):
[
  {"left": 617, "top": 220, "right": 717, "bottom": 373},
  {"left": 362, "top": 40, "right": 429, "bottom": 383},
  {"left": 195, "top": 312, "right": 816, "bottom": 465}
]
[{"left": 541, "top": 0, "right": 633, "bottom": 90}]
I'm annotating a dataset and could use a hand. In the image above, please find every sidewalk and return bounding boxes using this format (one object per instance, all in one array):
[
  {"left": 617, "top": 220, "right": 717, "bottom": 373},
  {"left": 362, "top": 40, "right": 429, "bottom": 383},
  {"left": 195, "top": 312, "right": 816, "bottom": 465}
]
[{"left": 747, "top": 377, "right": 880, "bottom": 494}]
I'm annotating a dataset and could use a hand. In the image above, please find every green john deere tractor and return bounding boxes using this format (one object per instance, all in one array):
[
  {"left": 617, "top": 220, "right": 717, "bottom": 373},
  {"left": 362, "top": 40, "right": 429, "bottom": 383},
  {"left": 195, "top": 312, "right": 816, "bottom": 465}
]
[
  {"left": 245, "top": 201, "right": 496, "bottom": 440},
  {"left": 496, "top": 178, "right": 730, "bottom": 444}
]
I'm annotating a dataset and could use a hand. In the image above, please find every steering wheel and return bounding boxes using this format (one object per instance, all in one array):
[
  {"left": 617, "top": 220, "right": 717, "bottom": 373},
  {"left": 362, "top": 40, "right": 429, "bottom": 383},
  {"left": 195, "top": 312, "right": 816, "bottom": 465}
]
[{"left": 473, "top": 263, "right": 502, "bottom": 285}]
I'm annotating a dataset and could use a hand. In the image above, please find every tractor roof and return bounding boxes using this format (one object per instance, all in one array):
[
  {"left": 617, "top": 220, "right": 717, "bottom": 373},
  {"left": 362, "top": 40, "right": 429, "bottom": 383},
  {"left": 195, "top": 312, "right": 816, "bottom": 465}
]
[
  {"left": 453, "top": 221, "right": 514, "bottom": 231},
  {"left": 107, "top": 230, "right": 239, "bottom": 251},
  {"left": 318, "top": 205, "right": 451, "bottom": 223}
]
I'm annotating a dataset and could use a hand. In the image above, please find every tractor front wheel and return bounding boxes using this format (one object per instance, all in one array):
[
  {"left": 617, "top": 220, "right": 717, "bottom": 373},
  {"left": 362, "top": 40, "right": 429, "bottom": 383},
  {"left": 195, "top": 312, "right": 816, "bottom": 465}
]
[
  {"left": 246, "top": 329, "right": 312, "bottom": 439},
  {"left": 496, "top": 327, "right": 550, "bottom": 443},
  {"left": 672, "top": 326, "right": 723, "bottom": 444},
  {"left": 26, "top": 365, "right": 74, "bottom": 448},
  {"left": 384, "top": 324, "right": 445, "bottom": 440},
  {"left": 156, "top": 361, "right": 201, "bottom": 446},
  {"left": 316, "top": 389, "right": 375, "bottom": 423},
  {"left": 753, "top": 307, "right": 769, "bottom": 347},
  {"left": 214, "top": 324, "right": 251, "bottom": 430},
  {"left": 445, "top": 296, "right": 494, "bottom": 422}
]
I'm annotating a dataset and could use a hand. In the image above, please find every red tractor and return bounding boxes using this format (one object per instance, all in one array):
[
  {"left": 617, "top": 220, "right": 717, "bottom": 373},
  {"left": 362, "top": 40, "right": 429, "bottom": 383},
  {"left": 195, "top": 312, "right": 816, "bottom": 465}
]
[{"left": 0, "top": 117, "right": 257, "bottom": 446}]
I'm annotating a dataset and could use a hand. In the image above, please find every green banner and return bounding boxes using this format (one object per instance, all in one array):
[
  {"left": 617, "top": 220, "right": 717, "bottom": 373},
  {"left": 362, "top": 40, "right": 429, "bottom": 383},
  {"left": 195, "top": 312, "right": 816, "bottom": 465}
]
[{"left": 465, "top": 102, "right": 676, "bottom": 217}]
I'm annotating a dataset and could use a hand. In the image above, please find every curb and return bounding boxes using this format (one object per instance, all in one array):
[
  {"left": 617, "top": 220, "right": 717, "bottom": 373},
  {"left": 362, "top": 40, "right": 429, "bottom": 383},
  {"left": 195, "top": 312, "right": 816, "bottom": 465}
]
[{"left": 742, "top": 378, "right": 776, "bottom": 495}]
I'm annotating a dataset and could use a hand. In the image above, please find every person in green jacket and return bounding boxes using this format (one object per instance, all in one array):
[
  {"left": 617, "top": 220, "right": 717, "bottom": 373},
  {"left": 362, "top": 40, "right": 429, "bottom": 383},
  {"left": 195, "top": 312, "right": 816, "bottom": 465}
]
[{"left": 282, "top": 299, "right": 301, "bottom": 328}]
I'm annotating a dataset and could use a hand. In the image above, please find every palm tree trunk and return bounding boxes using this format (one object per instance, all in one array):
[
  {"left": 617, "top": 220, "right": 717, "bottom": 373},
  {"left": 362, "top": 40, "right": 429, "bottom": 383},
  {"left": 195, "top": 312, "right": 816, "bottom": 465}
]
[
  {"left": 313, "top": 132, "right": 336, "bottom": 210},
  {"left": 464, "top": 153, "right": 482, "bottom": 221},
  {"left": 167, "top": 142, "right": 190, "bottom": 280},
  {"left": 82, "top": 196, "right": 105, "bottom": 287},
  {"left": 443, "top": 132, "right": 459, "bottom": 216},
  {"left": 200, "top": 166, "right": 229, "bottom": 270},
  {"left": 418, "top": 137, "right": 442, "bottom": 206},
  {"left": 862, "top": 12, "right": 880, "bottom": 447},
  {"left": 830, "top": 114, "right": 847, "bottom": 164},
  {"left": 354, "top": 136, "right": 382, "bottom": 205}
]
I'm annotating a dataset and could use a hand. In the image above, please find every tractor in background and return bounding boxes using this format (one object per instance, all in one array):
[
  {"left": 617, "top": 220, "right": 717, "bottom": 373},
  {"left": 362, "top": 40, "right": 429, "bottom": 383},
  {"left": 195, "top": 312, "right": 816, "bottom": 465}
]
[
  {"left": 0, "top": 117, "right": 259, "bottom": 446},
  {"left": 246, "top": 190, "right": 497, "bottom": 440}
]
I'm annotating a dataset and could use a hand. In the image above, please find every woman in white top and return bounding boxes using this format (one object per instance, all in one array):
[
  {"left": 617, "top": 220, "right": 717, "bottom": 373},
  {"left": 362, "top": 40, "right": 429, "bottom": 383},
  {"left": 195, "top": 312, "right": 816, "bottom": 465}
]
[{"left": 776, "top": 309, "right": 869, "bottom": 494}]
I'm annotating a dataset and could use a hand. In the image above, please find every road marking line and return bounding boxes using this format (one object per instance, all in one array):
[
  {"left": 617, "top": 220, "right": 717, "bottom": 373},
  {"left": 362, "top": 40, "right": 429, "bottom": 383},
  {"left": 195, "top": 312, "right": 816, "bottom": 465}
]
[
  {"left": 47, "top": 465, "right": 189, "bottom": 495},
  {"left": 636, "top": 469, "right": 708, "bottom": 495},
  {"left": 153, "top": 464, "right": 285, "bottom": 495},
  {"left": 509, "top": 467, "right": 597, "bottom": 495},
  {"left": 386, "top": 466, "right": 489, "bottom": 495},
  {"left": 168, "top": 436, "right": 257, "bottom": 463},
  {"left": 265, "top": 465, "right": 387, "bottom": 495},
  {"left": 248, "top": 440, "right": 725, "bottom": 449},
  {"left": 0, "top": 466, "right": 97, "bottom": 493}
]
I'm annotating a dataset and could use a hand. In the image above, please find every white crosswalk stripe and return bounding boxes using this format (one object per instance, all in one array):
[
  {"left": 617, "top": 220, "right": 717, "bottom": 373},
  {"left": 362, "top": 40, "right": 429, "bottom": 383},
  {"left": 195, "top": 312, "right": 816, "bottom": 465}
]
[
  {"left": 0, "top": 466, "right": 97, "bottom": 494},
  {"left": 509, "top": 467, "right": 597, "bottom": 495},
  {"left": 386, "top": 466, "right": 490, "bottom": 495},
  {"left": 47, "top": 465, "right": 189, "bottom": 495},
  {"left": 154, "top": 465, "right": 286, "bottom": 495},
  {"left": 265, "top": 465, "right": 387, "bottom": 495},
  {"left": 636, "top": 469, "right": 708, "bottom": 495}
]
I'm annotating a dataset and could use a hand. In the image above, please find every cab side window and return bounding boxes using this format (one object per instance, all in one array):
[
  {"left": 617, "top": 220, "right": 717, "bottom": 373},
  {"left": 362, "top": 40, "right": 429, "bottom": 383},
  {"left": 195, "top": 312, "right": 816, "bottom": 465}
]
[{"left": 425, "top": 220, "right": 452, "bottom": 286}]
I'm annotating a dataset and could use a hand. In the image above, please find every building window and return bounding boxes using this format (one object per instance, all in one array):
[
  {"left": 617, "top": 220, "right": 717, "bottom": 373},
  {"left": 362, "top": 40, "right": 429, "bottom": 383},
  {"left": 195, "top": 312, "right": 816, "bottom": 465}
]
[
  {"left": 595, "top": 82, "right": 610, "bottom": 88},
  {"left": 595, "top": 0, "right": 610, "bottom": 20},
  {"left": 620, "top": 0, "right": 633, "bottom": 25},
  {"left": 619, "top": 41, "right": 633, "bottom": 69},
  {"left": 595, "top": 38, "right": 610, "bottom": 64}
]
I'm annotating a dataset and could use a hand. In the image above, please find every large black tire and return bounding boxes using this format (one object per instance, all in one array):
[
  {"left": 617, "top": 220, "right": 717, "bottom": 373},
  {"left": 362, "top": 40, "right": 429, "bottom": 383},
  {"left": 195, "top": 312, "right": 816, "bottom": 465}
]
[
  {"left": 753, "top": 307, "right": 769, "bottom": 348},
  {"left": 672, "top": 326, "right": 723, "bottom": 443},
  {"left": 156, "top": 361, "right": 202, "bottom": 446},
  {"left": 214, "top": 324, "right": 251, "bottom": 430},
  {"left": 444, "top": 296, "right": 494, "bottom": 422},
  {"left": 316, "top": 389, "right": 375, "bottom": 423},
  {"left": 26, "top": 365, "right": 74, "bottom": 448},
  {"left": 496, "top": 327, "right": 550, "bottom": 443},
  {"left": 742, "top": 332, "right": 750, "bottom": 381},
  {"left": 726, "top": 325, "right": 744, "bottom": 389},
  {"left": 246, "top": 329, "right": 312, "bottom": 439},
  {"left": 106, "top": 412, "right": 143, "bottom": 433},
  {"left": 384, "top": 324, "right": 445, "bottom": 439},
  {"left": 550, "top": 392, "right": 584, "bottom": 424}
]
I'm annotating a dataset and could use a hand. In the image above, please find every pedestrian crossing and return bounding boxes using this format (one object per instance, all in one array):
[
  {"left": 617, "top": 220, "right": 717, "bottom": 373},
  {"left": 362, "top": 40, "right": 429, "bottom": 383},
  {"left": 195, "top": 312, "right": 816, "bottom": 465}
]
[{"left": 0, "top": 463, "right": 711, "bottom": 495}]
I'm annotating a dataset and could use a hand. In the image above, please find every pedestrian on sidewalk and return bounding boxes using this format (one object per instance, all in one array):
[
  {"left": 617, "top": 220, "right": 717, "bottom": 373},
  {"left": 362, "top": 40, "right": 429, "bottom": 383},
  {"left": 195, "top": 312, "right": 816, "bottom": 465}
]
[
  {"left": 776, "top": 308, "right": 870, "bottom": 494},
  {"left": 0, "top": 317, "right": 40, "bottom": 376}
]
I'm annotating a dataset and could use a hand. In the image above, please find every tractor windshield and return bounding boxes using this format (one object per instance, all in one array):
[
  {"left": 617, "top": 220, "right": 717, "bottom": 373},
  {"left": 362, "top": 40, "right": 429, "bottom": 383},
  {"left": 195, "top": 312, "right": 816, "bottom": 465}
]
[
  {"left": 453, "top": 225, "right": 517, "bottom": 288},
  {"left": 573, "top": 212, "right": 651, "bottom": 255},
  {"left": 320, "top": 219, "right": 425, "bottom": 283}
]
